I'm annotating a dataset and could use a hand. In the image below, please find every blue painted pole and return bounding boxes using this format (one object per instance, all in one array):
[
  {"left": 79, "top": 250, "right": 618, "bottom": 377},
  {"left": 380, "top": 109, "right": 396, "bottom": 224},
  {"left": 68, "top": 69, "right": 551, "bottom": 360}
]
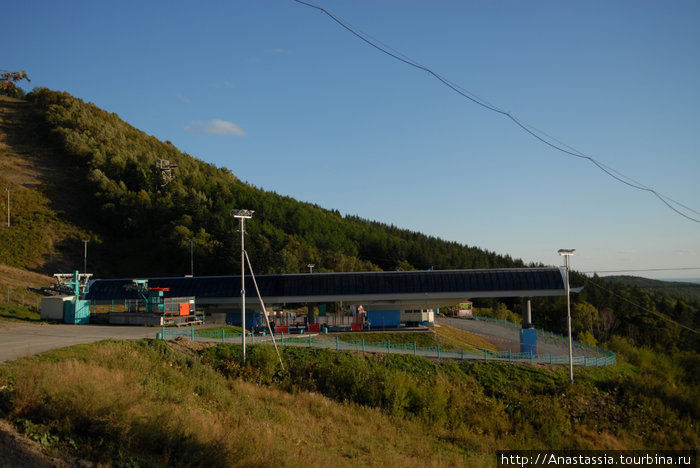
[
  {"left": 336, "top": 336, "right": 339, "bottom": 351},
  {"left": 222, "top": 329, "right": 225, "bottom": 344}
]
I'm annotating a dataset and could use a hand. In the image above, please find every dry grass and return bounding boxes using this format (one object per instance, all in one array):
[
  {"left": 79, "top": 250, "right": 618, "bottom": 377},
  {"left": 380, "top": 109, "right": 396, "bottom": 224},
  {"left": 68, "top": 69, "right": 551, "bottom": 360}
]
[
  {"left": 2, "top": 337, "right": 696, "bottom": 466},
  {"left": 432, "top": 323, "right": 498, "bottom": 352},
  {"left": 0, "top": 95, "right": 88, "bottom": 274},
  {"left": 1, "top": 340, "right": 474, "bottom": 467}
]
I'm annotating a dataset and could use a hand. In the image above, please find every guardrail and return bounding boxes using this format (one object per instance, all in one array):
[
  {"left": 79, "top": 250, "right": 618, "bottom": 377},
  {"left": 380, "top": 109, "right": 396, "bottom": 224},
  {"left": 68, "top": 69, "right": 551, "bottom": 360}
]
[
  {"left": 469, "top": 314, "right": 614, "bottom": 362},
  {"left": 157, "top": 327, "right": 616, "bottom": 367}
]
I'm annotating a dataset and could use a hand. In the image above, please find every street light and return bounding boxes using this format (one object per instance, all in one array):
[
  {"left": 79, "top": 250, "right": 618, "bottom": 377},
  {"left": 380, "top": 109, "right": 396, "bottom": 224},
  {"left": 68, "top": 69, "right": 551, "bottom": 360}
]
[
  {"left": 232, "top": 209, "right": 254, "bottom": 364},
  {"left": 307, "top": 263, "right": 315, "bottom": 274},
  {"left": 5, "top": 188, "right": 11, "bottom": 227},
  {"left": 189, "top": 238, "right": 194, "bottom": 276},
  {"left": 82, "top": 239, "right": 89, "bottom": 273},
  {"left": 558, "top": 248, "right": 575, "bottom": 383}
]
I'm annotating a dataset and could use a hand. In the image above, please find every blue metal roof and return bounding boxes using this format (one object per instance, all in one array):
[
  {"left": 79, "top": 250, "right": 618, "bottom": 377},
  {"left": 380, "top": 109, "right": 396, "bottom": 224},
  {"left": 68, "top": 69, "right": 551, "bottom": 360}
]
[{"left": 85, "top": 268, "right": 565, "bottom": 303}]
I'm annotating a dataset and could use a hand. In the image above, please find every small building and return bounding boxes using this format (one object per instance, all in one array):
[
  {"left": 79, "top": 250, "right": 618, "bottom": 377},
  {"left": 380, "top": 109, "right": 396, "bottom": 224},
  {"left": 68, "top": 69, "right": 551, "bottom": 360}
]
[
  {"left": 400, "top": 308, "right": 435, "bottom": 327},
  {"left": 41, "top": 295, "right": 75, "bottom": 321},
  {"left": 457, "top": 301, "right": 473, "bottom": 318},
  {"left": 40, "top": 295, "right": 90, "bottom": 324}
]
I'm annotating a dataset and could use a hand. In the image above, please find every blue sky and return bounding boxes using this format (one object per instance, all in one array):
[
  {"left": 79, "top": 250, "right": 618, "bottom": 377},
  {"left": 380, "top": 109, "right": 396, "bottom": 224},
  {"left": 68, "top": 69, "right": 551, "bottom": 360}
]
[{"left": 5, "top": 0, "right": 699, "bottom": 279}]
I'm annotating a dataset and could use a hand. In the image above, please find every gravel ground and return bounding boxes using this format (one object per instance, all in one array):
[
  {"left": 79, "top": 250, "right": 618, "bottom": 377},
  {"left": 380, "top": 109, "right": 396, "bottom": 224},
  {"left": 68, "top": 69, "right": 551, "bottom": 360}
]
[{"left": 437, "top": 316, "right": 601, "bottom": 358}]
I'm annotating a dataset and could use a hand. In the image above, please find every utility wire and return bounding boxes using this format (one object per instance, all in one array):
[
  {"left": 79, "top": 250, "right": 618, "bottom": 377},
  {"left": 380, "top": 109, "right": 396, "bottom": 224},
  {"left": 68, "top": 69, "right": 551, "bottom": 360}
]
[
  {"left": 584, "top": 277, "right": 700, "bottom": 335},
  {"left": 293, "top": 0, "right": 700, "bottom": 224}
]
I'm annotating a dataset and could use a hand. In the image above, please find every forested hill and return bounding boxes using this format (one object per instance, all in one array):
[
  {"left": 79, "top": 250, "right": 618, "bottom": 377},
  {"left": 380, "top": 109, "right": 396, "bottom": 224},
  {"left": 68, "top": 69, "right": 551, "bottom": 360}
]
[
  {"left": 604, "top": 275, "right": 700, "bottom": 301},
  {"left": 1, "top": 89, "right": 523, "bottom": 278},
  {"left": 1, "top": 89, "right": 698, "bottom": 353}
]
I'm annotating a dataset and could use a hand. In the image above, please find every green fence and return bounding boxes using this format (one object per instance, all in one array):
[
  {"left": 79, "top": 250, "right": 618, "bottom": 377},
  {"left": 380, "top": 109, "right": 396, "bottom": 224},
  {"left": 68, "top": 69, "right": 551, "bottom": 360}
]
[
  {"left": 4, "top": 288, "right": 41, "bottom": 311},
  {"left": 470, "top": 314, "right": 613, "bottom": 361},
  {"left": 157, "top": 327, "right": 616, "bottom": 367}
]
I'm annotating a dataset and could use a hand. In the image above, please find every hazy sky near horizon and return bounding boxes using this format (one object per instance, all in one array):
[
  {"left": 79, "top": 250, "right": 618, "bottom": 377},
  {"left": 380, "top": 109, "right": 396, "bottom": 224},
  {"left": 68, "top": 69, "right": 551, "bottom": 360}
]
[{"left": 5, "top": 0, "right": 699, "bottom": 279}]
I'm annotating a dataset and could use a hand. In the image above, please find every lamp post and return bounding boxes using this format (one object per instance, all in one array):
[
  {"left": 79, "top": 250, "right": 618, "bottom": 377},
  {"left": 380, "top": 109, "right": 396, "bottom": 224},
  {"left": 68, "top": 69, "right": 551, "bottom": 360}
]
[
  {"left": 307, "top": 263, "right": 315, "bottom": 274},
  {"left": 5, "top": 188, "right": 11, "bottom": 227},
  {"left": 232, "top": 209, "right": 254, "bottom": 364},
  {"left": 189, "top": 238, "right": 194, "bottom": 276},
  {"left": 558, "top": 248, "right": 575, "bottom": 383},
  {"left": 82, "top": 239, "right": 89, "bottom": 273}
]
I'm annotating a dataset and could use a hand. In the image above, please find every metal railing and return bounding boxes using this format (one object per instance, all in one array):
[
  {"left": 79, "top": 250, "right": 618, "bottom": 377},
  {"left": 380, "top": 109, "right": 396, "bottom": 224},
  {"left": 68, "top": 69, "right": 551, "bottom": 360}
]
[
  {"left": 157, "top": 327, "right": 616, "bottom": 367},
  {"left": 469, "top": 314, "right": 614, "bottom": 361}
]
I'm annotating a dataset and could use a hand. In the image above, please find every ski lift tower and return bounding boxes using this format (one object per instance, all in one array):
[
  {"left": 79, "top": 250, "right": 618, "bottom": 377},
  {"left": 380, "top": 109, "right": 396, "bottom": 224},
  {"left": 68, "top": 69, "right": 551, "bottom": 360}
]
[{"left": 155, "top": 159, "right": 178, "bottom": 186}]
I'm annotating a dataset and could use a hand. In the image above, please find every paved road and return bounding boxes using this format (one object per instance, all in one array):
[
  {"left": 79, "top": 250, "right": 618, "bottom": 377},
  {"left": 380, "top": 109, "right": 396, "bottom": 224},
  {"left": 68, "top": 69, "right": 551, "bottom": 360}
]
[
  {"left": 1, "top": 317, "right": 603, "bottom": 363},
  {"left": 437, "top": 316, "right": 600, "bottom": 358},
  {"left": 0, "top": 322, "right": 157, "bottom": 362}
]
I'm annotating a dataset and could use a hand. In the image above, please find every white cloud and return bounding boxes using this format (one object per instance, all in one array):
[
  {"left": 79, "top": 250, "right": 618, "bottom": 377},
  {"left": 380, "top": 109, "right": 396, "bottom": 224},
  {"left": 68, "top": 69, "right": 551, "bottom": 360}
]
[
  {"left": 176, "top": 93, "right": 192, "bottom": 104},
  {"left": 185, "top": 119, "right": 246, "bottom": 136}
]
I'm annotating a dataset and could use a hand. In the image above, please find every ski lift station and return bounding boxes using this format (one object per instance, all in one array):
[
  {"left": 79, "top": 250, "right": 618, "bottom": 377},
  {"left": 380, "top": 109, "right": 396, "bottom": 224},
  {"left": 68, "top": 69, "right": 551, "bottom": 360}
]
[{"left": 78, "top": 268, "right": 568, "bottom": 353}]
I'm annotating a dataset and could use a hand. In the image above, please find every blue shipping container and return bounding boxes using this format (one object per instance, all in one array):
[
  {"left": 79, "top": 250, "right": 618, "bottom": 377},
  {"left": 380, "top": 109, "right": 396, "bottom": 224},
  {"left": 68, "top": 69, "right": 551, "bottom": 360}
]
[
  {"left": 367, "top": 310, "right": 401, "bottom": 329},
  {"left": 520, "top": 328, "right": 538, "bottom": 356},
  {"left": 226, "top": 312, "right": 261, "bottom": 329}
]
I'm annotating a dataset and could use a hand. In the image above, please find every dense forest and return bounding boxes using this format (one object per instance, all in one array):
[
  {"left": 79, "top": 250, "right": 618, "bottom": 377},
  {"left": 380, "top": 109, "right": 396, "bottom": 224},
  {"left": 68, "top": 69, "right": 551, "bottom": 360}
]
[
  {"left": 23, "top": 88, "right": 526, "bottom": 278},
  {"left": 1, "top": 89, "right": 697, "bottom": 355}
]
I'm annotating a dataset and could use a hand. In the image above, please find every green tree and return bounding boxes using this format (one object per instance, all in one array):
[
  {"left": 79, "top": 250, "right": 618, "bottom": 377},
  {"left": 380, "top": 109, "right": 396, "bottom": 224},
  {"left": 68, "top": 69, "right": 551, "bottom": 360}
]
[{"left": 0, "top": 70, "right": 30, "bottom": 98}]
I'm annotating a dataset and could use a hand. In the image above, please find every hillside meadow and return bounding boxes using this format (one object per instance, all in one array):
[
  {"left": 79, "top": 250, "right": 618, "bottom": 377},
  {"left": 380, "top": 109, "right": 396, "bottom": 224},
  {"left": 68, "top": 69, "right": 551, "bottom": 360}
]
[{"left": 0, "top": 336, "right": 697, "bottom": 467}]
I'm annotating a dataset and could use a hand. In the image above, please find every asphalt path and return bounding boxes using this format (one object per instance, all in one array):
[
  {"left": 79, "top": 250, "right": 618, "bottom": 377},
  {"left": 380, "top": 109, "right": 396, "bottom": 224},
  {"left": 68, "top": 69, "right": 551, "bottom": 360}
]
[
  {"left": 437, "top": 316, "right": 601, "bottom": 358},
  {"left": 1, "top": 317, "right": 602, "bottom": 363},
  {"left": 0, "top": 321, "right": 157, "bottom": 362}
]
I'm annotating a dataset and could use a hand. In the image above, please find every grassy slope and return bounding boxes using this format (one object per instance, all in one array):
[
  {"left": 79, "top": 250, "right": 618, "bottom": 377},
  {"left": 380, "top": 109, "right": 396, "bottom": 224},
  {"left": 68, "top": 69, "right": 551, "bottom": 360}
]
[
  {"left": 0, "top": 338, "right": 697, "bottom": 467},
  {"left": 0, "top": 96, "right": 80, "bottom": 319},
  {"left": 0, "top": 96, "right": 87, "bottom": 275},
  {"left": 0, "top": 340, "right": 476, "bottom": 467},
  {"left": 336, "top": 324, "right": 498, "bottom": 352}
]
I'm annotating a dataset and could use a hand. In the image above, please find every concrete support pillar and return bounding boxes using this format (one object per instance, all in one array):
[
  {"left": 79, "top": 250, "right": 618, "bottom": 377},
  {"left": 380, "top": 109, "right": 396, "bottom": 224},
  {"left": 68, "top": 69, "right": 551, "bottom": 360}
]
[
  {"left": 521, "top": 297, "right": 532, "bottom": 329},
  {"left": 307, "top": 303, "right": 315, "bottom": 325}
]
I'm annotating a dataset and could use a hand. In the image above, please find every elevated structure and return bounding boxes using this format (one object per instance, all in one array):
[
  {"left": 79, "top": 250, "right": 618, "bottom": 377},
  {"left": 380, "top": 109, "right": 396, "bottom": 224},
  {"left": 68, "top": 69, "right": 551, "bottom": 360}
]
[{"left": 86, "top": 268, "right": 564, "bottom": 308}]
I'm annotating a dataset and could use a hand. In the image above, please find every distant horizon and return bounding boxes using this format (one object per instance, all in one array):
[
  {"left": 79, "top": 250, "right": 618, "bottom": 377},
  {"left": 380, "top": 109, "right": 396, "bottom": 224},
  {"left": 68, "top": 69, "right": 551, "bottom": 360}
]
[{"left": 601, "top": 275, "right": 700, "bottom": 285}]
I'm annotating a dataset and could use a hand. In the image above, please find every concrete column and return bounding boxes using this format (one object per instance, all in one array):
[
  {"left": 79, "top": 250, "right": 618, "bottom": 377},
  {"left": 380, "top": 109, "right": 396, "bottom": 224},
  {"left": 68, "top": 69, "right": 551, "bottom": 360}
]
[
  {"left": 307, "top": 303, "right": 315, "bottom": 325},
  {"left": 521, "top": 297, "right": 532, "bottom": 329}
]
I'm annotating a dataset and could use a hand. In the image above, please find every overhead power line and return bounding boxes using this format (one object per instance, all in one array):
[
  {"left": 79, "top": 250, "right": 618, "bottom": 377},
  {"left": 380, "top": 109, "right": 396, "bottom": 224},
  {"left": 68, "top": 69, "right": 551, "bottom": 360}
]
[
  {"left": 584, "top": 277, "right": 699, "bottom": 335},
  {"left": 293, "top": 0, "right": 700, "bottom": 224}
]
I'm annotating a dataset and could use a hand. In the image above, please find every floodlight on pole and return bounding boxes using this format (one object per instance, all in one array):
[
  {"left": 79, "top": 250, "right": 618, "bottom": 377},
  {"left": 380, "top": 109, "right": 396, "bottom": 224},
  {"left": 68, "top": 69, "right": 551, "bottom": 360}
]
[
  {"left": 189, "top": 238, "right": 194, "bottom": 276},
  {"left": 232, "top": 209, "right": 254, "bottom": 364},
  {"left": 307, "top": 263, "right": 315, "bottom": 274},
  {"left": 5, "top": 188, "right": 11, "bottom": 227},
  {"left": 82, "top": 239, "right": 89, "bottom": 274},
  {"left": 558, "top": 248, "right": 575, "bottom": 383}
]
